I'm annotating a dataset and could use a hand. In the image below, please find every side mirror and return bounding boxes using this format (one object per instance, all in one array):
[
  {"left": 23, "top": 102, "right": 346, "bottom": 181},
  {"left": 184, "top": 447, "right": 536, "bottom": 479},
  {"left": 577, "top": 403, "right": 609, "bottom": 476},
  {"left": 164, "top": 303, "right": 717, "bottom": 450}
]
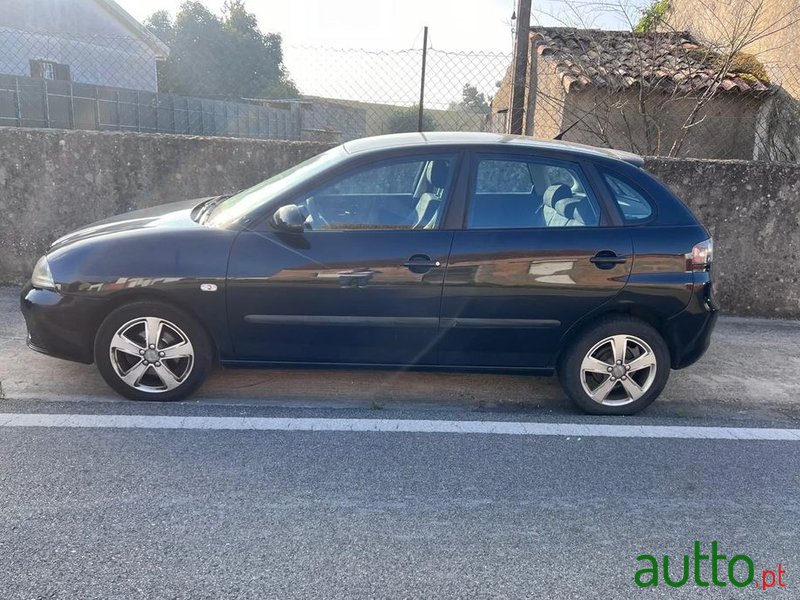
[{"left": 272, "top": 204, "right": 305, "bottom": 233}]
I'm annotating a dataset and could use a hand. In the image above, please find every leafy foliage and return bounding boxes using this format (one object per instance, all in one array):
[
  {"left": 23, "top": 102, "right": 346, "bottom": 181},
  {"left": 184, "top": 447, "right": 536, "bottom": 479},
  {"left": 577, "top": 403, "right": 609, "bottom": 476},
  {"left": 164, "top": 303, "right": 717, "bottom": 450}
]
[
  {"left": 144, "top": 1, "right": 297, "bottom": 99},
  {"left": 448, "top": 84, "right": 491, "bottom": 113},
  {"left": 635, "top": 0, "right": 670, "bottom": 33},
  {"left": 387, "top": 105, "right": 436, "bottom": 133}
]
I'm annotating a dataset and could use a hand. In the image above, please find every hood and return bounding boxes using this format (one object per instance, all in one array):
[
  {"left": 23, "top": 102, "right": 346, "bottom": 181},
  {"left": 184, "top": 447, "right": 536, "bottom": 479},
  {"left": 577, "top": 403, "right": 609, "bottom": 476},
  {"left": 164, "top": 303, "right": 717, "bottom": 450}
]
[{"left": 48, "top": 198, "right": 212, "bottom": 252}]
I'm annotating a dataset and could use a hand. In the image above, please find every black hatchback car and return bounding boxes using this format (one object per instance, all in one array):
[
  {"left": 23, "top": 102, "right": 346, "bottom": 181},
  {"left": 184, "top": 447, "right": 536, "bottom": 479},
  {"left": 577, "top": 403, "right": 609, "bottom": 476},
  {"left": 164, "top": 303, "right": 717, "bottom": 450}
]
[{"left": 21, "top": 132, "right": 717, "bottom": 414}]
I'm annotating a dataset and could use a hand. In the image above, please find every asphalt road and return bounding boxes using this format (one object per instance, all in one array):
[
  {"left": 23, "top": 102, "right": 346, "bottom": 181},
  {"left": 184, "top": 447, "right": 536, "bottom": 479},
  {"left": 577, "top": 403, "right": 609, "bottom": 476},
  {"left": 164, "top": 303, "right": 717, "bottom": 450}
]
[
  {"left": 1, "top": 409, "right": 799, "bottom": 599},
  {"left": 2, "top": 286, "right": 800, "bottom": 598}
]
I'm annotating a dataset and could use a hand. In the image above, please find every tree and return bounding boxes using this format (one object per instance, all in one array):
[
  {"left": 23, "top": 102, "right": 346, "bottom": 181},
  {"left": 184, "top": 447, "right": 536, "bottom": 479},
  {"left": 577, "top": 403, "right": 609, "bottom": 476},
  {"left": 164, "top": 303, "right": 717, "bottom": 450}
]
[
  {"left": 635, "top": 0, "right": 670, "bottom": 33},
  {"left": 387, "top": 105, "right": 435, "bottom": 133},
  {"left": 448, "top": 84, "right": 491, "bottom": 113},
  {"left": 144, "top": 1, "right": 298, "bottom": 99}
]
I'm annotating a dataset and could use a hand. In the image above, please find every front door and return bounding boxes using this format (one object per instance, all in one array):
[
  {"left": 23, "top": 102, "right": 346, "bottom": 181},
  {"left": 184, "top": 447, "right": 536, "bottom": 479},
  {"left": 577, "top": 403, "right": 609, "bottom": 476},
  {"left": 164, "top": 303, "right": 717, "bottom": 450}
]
[
  {"left": 227, "top": 153, "right": 459, "bottom": 365},
  {"left": 438, "top": 153, "right": 633, "bottom": 368}
]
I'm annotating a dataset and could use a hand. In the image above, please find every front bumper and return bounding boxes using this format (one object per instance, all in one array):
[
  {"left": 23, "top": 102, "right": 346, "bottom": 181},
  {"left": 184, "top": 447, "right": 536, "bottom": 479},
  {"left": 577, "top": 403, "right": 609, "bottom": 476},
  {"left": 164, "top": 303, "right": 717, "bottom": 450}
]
[{"left": 20, "top": 283, "right": 102, "bottom": 364}]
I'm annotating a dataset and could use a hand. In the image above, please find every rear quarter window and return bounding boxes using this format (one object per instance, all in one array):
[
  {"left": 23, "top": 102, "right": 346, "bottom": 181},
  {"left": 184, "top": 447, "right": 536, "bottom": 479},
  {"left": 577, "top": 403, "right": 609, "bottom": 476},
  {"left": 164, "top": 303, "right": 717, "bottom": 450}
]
[{"left": 602, "top": 172, "right": 654, "bottom": 222}]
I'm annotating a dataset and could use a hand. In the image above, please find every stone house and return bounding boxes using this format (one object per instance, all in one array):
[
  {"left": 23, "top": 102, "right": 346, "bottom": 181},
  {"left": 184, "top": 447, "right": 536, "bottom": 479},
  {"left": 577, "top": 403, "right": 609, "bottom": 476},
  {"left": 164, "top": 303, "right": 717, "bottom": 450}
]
[
  {"left": 0, "top": 0, "right": 169, "bottom": 92},
  {"left": 667, "top": 0, "right": 800, "bottom": 161},
  {"left": 668, "top": 0, "right": 799, "bottom": 95},
  {"left": 490, "top": 26, "right": 773, "bottom": 159}
]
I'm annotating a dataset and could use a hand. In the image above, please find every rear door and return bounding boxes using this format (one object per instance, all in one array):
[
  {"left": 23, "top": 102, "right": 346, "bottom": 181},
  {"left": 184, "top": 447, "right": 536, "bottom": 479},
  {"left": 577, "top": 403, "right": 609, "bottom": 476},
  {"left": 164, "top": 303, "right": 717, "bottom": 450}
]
[{"left": 438, "top": 152, "right": 633, "bottom": 368}]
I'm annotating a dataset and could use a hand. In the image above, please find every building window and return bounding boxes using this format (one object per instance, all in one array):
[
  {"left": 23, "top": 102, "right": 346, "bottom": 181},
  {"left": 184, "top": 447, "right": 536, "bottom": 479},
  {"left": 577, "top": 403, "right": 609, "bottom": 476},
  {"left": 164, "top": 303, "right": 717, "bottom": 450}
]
[{"left": 30, "top": 60, "right": 71, "bottom": 81}]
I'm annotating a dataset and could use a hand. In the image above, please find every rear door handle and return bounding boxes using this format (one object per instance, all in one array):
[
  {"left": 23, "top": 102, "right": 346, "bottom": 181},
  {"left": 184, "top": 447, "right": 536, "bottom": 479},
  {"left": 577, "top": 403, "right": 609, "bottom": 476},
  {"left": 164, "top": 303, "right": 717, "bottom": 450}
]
[
  {"left": 404, "top": 254, "right": 441, "bottom": 273},
  {"left": 590, "top": 251, "right": 627, "bottom": 269},
  {"left": 403, "top": 260, "right": 441, "bottom": 268}
]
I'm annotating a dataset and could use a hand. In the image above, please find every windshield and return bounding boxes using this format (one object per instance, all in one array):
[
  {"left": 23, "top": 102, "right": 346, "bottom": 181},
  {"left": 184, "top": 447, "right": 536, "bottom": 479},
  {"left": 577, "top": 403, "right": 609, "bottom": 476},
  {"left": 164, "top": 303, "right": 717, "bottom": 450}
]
[{"left": 206, "top": 146, "right": 346, "bottom": 227}]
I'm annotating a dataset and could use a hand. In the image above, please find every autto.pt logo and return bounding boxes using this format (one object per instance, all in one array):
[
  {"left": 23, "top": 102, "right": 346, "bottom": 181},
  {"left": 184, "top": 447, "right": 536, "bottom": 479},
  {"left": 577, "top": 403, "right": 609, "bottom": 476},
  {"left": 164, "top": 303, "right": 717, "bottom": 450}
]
[{"left": 635, "top": 541, "right": 787, "bottom": 590}]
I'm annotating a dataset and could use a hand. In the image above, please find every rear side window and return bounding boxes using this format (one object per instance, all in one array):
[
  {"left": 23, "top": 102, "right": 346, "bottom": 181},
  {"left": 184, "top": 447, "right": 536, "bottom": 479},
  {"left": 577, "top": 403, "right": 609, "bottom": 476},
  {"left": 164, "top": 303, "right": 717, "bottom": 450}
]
[
  {"left": 476, "top": 160, "right": 533, "bottom": 193},
  {"left": 602, "top": 172, "right": 653, "bottom": 222},
  {"left": 468, "top": 157, "right": 601, "bottom": 229}
]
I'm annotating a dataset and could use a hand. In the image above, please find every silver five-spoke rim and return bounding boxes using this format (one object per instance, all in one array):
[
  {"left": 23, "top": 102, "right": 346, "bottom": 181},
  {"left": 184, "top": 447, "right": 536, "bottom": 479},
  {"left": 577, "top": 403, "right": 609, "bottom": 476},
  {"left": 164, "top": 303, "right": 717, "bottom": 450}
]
[
  {"left": 580, "top": 334, "right": 657, "bottom": 407},
  {"left": 109, "top": 317, "right": 194, "bottom": 393}
]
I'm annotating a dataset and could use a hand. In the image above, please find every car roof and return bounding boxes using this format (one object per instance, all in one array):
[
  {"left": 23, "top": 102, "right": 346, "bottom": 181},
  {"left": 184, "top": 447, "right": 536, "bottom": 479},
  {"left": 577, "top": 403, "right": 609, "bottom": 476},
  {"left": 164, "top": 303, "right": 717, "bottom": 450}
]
[{"left": 342, "top": 131, "right": 644, "bottom": 167}]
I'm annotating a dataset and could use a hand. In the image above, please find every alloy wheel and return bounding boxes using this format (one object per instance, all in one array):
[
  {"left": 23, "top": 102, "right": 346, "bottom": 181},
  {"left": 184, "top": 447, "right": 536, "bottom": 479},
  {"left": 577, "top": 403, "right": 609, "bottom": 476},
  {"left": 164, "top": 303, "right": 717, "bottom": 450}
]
[
  {"left": 579, "top": 334, "right": 657, "bottom": 406},
  {"left": 108, "top": 317, "right": 195, "bottom": 393}
]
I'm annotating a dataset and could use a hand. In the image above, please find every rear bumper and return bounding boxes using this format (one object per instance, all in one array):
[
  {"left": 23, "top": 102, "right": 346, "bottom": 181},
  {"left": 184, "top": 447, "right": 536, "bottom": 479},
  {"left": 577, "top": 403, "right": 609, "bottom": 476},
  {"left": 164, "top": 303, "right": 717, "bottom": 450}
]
[
  {"left": 20, "top": 283, "right": 100, "bottom": 364},
  {"left": 664, "top": 278, "right": 719, "bottom": 369}
]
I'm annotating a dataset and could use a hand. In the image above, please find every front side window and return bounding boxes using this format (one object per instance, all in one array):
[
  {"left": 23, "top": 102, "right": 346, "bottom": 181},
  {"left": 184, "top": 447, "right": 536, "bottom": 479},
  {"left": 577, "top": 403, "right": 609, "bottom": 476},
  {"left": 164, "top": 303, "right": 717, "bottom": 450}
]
[
  {"left": 468, "top": 157, "right": 601, "bottom": 229},
  {"left": 602, "top": 172, "right": 654, "bottom": 222},
  {"left": 296, "top": 155, "right": 456, "bottom": 231},
  {"left": 207, "top": 147, "right": 347, "bottom": 227}
]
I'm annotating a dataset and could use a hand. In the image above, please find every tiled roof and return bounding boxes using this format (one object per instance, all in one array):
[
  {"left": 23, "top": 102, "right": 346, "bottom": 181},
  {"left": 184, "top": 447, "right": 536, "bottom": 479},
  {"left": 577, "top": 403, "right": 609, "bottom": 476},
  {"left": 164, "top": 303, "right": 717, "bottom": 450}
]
[{"left": 531, "top": 26, "right": 771, "bottom": 96}]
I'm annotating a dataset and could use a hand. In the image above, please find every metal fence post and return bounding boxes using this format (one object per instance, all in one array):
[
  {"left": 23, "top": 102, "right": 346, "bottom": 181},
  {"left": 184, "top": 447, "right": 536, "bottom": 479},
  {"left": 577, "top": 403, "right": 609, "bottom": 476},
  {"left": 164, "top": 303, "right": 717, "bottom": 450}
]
[
  {"left": 14, "top": 77, "right": 22, "bottom": 127},
  {"left": 42, "top": 79, "right": 50, "bottom": 128},
  {"left": 136, "top": 91, "right": 141, "bottom": 132},
  {"left": 115, "top": 90, "right": 121, "bottom": 130},
  {"left": 69, "top": 82, "right": 75, "bottom": 128},
  {"left": 418, "top": 26, "right": 428, "bottom": 133},
  {"left": 94, "top": 88, "right": 101, "bottom": 130}
]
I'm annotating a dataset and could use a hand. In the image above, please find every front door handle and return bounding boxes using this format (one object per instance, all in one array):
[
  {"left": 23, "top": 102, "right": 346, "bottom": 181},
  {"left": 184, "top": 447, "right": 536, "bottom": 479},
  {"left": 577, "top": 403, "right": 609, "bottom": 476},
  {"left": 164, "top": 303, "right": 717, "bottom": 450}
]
[
  {"left": 590, "top": 251, "right": 627, "bottom": 269},
  {"left": 403, "top": 254, "right": 441, "bottom": 273}
]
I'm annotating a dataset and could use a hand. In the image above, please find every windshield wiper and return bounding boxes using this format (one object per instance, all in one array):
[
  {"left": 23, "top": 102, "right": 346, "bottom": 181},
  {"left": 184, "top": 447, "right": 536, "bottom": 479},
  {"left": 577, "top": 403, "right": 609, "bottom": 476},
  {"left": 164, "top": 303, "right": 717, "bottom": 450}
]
[{"left": 197, "top": 194, "right": 232, "bottom": 225}]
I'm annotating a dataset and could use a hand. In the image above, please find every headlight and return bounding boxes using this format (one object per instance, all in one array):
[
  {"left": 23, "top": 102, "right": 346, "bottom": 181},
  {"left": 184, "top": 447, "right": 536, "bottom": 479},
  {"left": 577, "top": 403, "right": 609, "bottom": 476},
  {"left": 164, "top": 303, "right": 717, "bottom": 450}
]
[{"left": 31, "top": 256, "right": 55, "bottom": 290}]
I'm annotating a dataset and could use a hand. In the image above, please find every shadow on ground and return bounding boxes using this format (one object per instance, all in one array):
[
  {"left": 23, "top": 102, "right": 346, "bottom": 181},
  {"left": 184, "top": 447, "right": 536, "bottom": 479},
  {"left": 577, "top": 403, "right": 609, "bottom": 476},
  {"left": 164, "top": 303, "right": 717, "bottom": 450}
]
[{"left": 3, "top": 287, "right": 800, "bottom": 416}]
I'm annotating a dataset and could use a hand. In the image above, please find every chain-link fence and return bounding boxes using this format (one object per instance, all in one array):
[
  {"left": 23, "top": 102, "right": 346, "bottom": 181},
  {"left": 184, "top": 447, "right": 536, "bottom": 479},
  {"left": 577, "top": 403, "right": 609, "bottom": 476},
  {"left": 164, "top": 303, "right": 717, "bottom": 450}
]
[
  {"left": 0, "top": 28, "right": 510, "bottom": 143},
  {"left": 3, "top": 27, "right": 800, "bottom": 161},
  {"left": 280, "top": 45, "right": 511, "bottom": 138}
]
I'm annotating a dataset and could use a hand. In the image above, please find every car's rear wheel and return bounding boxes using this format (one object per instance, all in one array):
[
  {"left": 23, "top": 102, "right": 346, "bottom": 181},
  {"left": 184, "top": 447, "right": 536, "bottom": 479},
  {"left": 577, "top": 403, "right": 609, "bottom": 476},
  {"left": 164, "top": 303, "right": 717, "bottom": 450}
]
[
  {"left": 94, "top": 301, "right": 213, "bottom": 401},
  {"left": 558, "top": 317, "right": 670, "bottom": 415}
]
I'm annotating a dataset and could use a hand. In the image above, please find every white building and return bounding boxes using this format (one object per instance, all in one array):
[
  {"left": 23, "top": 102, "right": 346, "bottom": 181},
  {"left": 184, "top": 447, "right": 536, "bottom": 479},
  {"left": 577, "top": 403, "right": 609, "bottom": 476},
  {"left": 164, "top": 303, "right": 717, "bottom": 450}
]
[{"left": 0, "top": 0, "right": 169, "bottom": 92}]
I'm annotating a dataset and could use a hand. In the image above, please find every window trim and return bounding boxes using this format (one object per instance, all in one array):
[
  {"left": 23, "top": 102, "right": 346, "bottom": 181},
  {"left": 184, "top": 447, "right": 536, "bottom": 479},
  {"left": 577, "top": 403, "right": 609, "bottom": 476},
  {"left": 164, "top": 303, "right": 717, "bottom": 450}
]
[
  {"left": 30, "top": 59, "right": 71, "bottom": 81},
  {"left": 463, "top": 151, "right": 606, "bottom": 230},
  {"left": 279, "top": 152, "right": 460, "bottom": 232},
  {"left": 598, "top": 167, "right": 659, "bottom": 226}
]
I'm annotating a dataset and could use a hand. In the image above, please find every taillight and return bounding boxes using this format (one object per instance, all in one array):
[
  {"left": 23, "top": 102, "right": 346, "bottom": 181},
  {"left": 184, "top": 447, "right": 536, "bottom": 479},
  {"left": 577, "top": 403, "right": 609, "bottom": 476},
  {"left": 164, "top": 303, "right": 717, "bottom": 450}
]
[{"left": 686, "top": 238, "right": 713, "bottom": 272}]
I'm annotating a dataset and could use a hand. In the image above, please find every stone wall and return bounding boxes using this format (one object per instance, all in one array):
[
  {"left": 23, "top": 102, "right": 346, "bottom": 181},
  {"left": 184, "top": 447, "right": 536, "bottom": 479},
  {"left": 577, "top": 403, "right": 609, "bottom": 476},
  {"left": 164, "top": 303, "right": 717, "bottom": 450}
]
[
  {"left": 561, "top": 91, "right": 763, "bottom": 160},
  {"left": 645, "top": 157, "right": 800, "bottom": 318},
  {"left": 1, "top": 127, "right": 798, "bottom": 318},
  {"left": 0, "top": 128, "right": 332, "bottom": 282}
]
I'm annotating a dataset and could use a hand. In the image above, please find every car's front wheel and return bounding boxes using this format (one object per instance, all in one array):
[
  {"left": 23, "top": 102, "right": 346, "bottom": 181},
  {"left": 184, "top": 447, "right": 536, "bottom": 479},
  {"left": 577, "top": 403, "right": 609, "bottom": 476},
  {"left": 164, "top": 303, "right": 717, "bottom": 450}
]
[
  {"left": 558, "top": 317, "right": 670, "bottom": 415},
  {"left": 94, "top": 301, "right": 213, "bottom": 401}
]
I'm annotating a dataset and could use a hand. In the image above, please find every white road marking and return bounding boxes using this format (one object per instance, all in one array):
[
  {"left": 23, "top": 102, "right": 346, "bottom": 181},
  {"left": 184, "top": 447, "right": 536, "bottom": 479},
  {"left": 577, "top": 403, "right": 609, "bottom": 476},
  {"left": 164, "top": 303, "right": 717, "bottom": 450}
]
[{"left": 0, "top": 413, "right": 799, "bottom": 440}]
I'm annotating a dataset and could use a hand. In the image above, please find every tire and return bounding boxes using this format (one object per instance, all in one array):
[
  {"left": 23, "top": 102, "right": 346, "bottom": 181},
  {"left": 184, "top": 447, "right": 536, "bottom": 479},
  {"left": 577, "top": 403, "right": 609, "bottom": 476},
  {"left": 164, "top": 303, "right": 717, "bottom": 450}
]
[
  {"left": 94, "top": 300, "right": 213, "bottom": 401},
  {"left": 557, "top": 317, "right": 670, "bottom": 415}
]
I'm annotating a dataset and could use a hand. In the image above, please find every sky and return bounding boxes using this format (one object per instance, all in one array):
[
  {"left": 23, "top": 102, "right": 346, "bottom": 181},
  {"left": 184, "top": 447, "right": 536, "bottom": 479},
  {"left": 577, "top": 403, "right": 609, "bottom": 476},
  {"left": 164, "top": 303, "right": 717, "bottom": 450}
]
[
  {"left": 116, "top": 0, "right": 647, "bottom": 106},
  {"left": 119, "top": 0, "right": 645, "bottom": 52}
]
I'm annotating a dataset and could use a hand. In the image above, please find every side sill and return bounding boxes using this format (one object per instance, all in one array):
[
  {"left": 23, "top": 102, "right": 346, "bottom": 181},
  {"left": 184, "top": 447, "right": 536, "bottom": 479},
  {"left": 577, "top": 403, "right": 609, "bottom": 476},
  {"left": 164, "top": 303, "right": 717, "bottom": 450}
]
[{"left": 219, "top": 359, "right": 554, "bottom": 376}]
